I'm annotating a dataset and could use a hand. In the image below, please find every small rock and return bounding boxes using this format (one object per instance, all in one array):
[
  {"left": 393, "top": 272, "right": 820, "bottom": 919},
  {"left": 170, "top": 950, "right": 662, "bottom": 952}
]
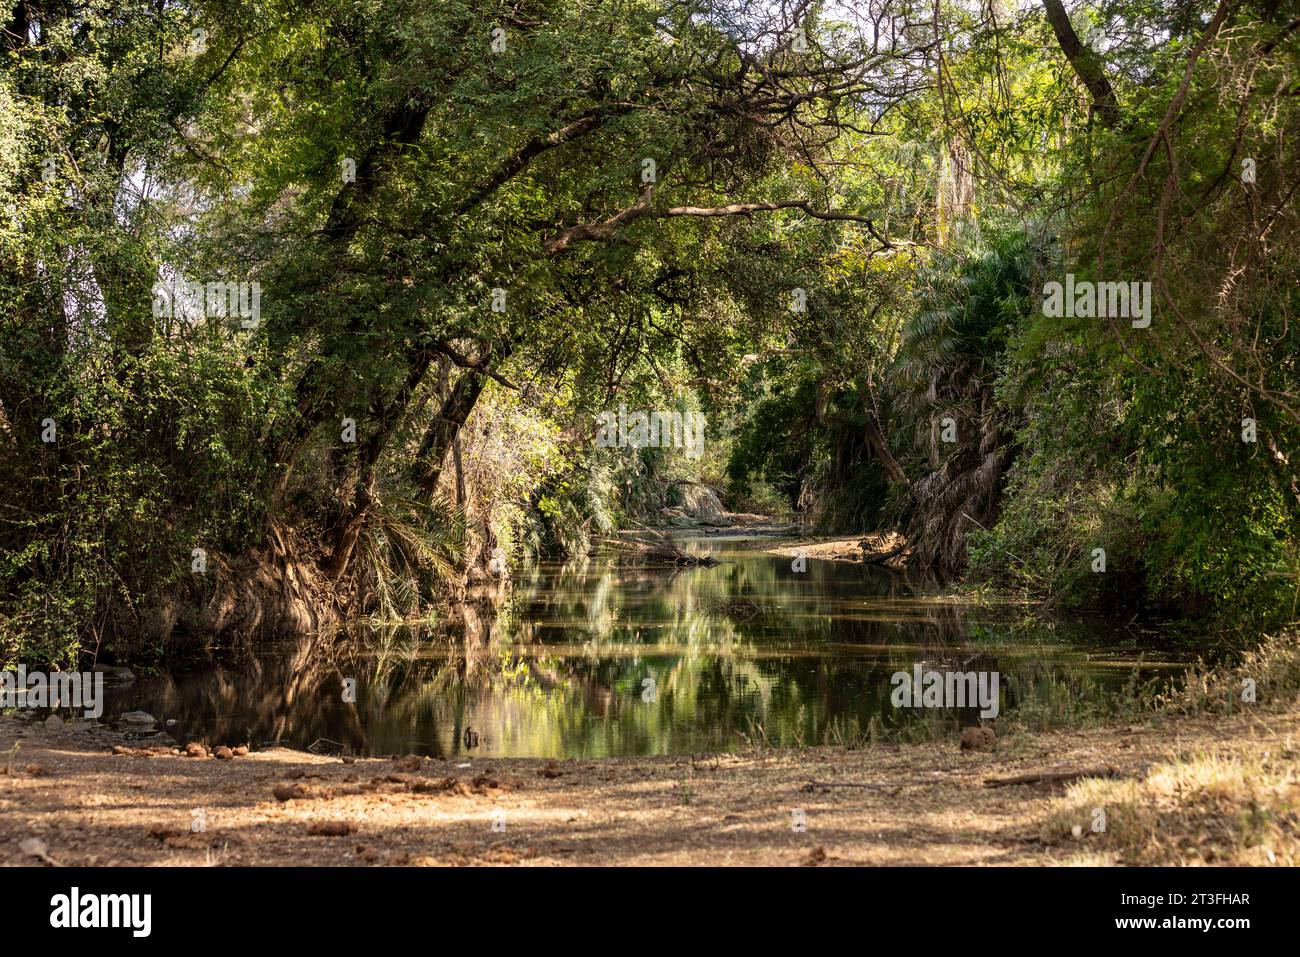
[
  {"left": 214, "top": 746, "right": 234, "bottom": 760},
  {"left": 959, "top": 726, "right": 996, "bottom": 751},
  {"left": 184, "top": 742, "right": 207, "bottom": 758},
  {"left": 231, "top": 746, "right": 249, "bottom": 757},
  {"left": 306, "top": 821, "right": 355, "bottom": 836},
  {"left": 43, "top": 714, "right": 64, "bottom": 732},
  {"left": 23, "top": 763, "right": 49, "bottom": 776},
  {"left": 273, "top": 783, "right": 308, "bottom": 802},
  {"left": 19, "top": 837, "right": 55, "bottom": 864},
  {"left": 121, "top": 711, "right": 156, "bottom": 727},
  {"left": 165, "top": 719, "right": 178, "bottom": 727},
  {"left": 803, "top": 845, "right": 828, "bottom": 866}
]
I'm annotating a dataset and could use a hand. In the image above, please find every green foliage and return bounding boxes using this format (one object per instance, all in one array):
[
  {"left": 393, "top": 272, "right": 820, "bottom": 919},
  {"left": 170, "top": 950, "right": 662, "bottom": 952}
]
[
  {"left": 3, "top": 0, "right": 1299, "bottom": 666},
  {"left": 359, "top": 497, "right": 465, "bottom": 622}
]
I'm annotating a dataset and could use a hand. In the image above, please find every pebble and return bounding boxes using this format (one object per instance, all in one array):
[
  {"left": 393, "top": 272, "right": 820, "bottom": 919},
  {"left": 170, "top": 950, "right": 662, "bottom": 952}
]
[
  {"left": 273, "top": 783, "right": 308, "bottom": 802},
  {"left": 19, "top": 837, "right": 51, "bottom": 862}
]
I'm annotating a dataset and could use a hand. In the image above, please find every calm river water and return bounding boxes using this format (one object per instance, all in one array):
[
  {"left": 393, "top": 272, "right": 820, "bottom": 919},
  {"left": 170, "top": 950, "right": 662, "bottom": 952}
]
[{"left": 100, "top": 534, "right": 1188, "bottom": 757}]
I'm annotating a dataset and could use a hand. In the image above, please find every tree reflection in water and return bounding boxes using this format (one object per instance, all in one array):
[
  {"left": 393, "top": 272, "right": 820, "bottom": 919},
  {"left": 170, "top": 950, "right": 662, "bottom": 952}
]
[{"left": 101, "top": 539, "right": 1185, "bottom": 757}]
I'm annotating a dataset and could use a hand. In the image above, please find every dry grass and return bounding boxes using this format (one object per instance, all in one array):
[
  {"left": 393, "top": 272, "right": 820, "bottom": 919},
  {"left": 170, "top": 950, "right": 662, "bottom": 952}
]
[
  {"left": 1041, "top": 748, "right": 1300, "bottom": 865},
  {"left": 1156, "top": 629, "right": 1300, "bottom": 716},
  {"left": 1032, "top": 629, "right": 1300, "bottom": 865}
]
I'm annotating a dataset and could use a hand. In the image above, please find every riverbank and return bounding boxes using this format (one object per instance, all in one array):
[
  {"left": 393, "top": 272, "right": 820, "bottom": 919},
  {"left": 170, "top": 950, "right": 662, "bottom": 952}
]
[
  {"left": 4, "top": 695, "right": 1296, "bottom": 866},
  {"left": 742, "top": 530, "right": 909, "bottom": 565},
  {"left": 744, "top": 532, "right": 1053, "bottom": 608}
]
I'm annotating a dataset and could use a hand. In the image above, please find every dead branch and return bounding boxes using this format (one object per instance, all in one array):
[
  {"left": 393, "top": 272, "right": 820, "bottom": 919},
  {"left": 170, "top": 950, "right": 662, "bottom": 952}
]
[{"left": 983, "top": 767, "right": 1121, "bottom": 788}]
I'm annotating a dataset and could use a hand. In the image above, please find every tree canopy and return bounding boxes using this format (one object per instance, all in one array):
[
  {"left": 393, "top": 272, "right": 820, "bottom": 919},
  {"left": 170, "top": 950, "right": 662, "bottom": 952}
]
[{"left": 2, "top": 0, "right": 1298, "bottom": 663}]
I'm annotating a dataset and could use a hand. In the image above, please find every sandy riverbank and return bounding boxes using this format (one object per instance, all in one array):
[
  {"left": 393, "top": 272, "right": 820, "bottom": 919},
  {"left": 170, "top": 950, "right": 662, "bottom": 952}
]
[{"left": 743, "top": 531, "right": 909, "bottom": 565}]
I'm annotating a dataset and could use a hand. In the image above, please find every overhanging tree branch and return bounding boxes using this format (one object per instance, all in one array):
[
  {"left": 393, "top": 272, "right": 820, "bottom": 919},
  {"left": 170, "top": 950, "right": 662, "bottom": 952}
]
[
  {"left": 1043, "top": 0, "right": 1121, "bottom": 129},
  {"left": 543, "top": 189, "right": 912, "bottom": 254},
  {"left": 430, "top": 340, "right": 519, "bottom": 391}
]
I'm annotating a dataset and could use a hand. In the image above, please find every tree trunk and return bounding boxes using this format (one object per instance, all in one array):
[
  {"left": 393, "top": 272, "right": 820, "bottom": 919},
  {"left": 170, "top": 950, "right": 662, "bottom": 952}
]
[
  {"left": 320, "top": 346, "right": 434, "bottom": 581},
  {"left": 452, "top": 435, "right": 466, "bottom": 506},
  {"left": 4, "top": 2, "right": 28, "bottom": 52},
  {"left": 864, "top": 411, "right": 909, "bottom": 486},
  {"left": 411, "top": 364, "right": 493, "bottom": 500},
  {"left": 1043, "top": 0, "right": 1121, "bottom": 129}
]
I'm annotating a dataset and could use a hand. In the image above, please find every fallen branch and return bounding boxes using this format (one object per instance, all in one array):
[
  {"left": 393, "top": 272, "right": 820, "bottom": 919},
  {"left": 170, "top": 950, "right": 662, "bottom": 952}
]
[
  {"left": 306, "top": 737, "right": 347, "bottom": 755},
  {"left": 801, "top": 780, "right": 901, "bottom": 792},
  {"left": 601, "top": 525, "right": 720, "bottom": 567},
  {"left": 983, "top": 767, "right": 1120, "bottom": 789}
]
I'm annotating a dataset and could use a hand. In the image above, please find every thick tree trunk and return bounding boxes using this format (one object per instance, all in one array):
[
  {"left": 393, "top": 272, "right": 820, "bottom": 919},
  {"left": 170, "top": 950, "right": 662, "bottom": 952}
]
[
  {"left": 452, "top": 434, "right": 466, "bottom": 506},
  {"left": 1043, "top": 0, "right": 1121, "bottom": 129},
  {"left": 322, "top": 480, "right": 376, "bottom": 582}
]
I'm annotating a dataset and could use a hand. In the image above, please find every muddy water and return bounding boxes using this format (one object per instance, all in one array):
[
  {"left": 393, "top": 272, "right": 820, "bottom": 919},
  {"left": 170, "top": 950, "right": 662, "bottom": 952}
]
[{"left": 100, "top": 534, "right": 1188, "bottom": 758}]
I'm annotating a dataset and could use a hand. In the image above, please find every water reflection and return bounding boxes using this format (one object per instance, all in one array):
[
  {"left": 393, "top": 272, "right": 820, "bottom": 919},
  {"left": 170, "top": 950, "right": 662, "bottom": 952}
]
[{"left": 102, "top": 536, "right": 1185, "bottom": 757}]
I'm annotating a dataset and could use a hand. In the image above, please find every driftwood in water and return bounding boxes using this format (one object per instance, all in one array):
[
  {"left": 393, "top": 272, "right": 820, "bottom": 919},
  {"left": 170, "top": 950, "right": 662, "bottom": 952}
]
[{"left": 602, "top": 525, "right": 720, "bottom": 567}]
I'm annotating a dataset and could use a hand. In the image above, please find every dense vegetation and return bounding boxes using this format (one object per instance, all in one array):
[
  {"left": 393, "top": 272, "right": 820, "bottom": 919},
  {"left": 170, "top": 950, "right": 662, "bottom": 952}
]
[{"left": 2, "top": 0, "right": 1297, "bottom": 665}]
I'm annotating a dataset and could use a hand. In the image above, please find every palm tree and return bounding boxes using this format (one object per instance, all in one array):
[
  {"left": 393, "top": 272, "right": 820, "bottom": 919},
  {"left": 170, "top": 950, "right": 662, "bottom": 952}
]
[{"left": 890, "top": 230, "right": 1039, "bottom": 572}]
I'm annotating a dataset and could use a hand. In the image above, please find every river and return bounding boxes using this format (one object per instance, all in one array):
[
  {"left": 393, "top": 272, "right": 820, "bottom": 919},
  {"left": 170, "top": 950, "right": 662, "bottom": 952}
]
[{"left": 99, "top": 533, "right": 1189, "bottom": 757}]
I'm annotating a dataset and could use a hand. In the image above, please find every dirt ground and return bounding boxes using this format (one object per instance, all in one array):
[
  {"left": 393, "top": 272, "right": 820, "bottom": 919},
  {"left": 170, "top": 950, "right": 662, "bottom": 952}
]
[{"left": 3, "top": 704, "right": 1296, "bottom": 866}]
